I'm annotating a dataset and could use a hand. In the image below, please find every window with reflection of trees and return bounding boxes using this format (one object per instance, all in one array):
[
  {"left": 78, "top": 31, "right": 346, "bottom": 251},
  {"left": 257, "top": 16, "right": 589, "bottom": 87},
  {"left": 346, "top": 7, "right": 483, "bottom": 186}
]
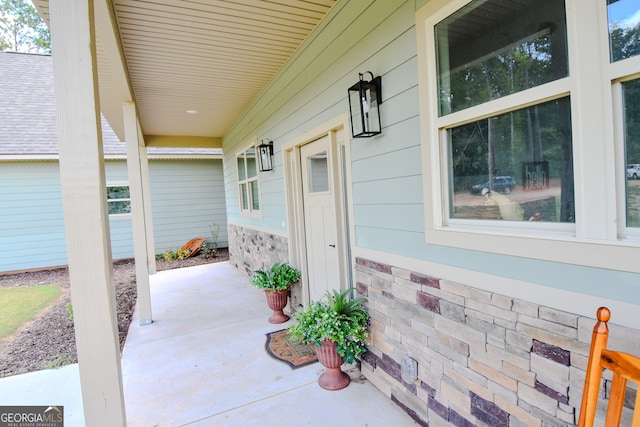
[
  {"left": 623, "top": 79, "right": 640, "bottom": 227},
  {"left": 609, "top": 0, "right": 640, "bottom": 228},
  {"left": 436, "top": 0, "right": 574, "bottom": 222},
  {"left": 107, "top": 185, "right": 131, "bottom": 215},
  {"left": 608, "top": 0, "right": 640, "bottom": 63},
  {"left": 436, "top": 1, "right": 567, "bottom": 116}
]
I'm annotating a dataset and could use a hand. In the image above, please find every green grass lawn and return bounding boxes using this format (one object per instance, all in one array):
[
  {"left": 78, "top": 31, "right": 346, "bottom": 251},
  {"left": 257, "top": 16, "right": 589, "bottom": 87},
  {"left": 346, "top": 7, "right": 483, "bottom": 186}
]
[{"left": 0, "top": 285, "right": 62, "bottom": 339}]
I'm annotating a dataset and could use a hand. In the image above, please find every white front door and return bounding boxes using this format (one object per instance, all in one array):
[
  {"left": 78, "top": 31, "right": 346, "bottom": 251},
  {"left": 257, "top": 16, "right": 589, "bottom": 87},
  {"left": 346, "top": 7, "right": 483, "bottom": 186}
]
[{"left": 300, "top": 135, "right": 341, "bottom": 301}]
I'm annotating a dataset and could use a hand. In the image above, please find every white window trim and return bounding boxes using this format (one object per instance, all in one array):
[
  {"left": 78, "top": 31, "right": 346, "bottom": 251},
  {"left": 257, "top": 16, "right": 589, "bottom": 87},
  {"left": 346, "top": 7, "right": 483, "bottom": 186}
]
[
  {"left": 416, "top": 0, "right": 639, "bottom": 274},
  {"left": 106, "top": 181, "right": 131, "bottom": 219},
  {"left": 236, "top": 139, "right": 263, "bottom": 219}
]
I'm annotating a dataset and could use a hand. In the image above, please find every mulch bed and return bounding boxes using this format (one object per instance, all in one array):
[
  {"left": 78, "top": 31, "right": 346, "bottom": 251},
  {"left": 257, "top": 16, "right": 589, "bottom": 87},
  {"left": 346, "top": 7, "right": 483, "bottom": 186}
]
[{"left": 0, "top": 248, "right": 229, "bottom": 378}]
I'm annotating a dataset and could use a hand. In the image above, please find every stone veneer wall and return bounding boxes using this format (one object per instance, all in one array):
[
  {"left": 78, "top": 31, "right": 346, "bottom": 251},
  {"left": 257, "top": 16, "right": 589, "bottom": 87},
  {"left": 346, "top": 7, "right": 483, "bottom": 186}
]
[
  {"left": 227, "top": 223, "right": 307, "bottom": 310},
  {"left": 355, "top": 256, "right": 638, "bottom": 427},
  {"left": 227, "top": 223, "right": 289, "bottom": 277}
]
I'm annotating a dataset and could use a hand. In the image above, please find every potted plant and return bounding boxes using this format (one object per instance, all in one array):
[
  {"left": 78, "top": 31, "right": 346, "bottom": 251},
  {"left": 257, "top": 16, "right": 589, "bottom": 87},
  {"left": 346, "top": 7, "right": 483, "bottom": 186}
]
[
  {"left": 250, "top": 262, "right": 301, "bottom": 324},
  {"left": 288, "top": 288, "right": 369, "bottom": 390}
]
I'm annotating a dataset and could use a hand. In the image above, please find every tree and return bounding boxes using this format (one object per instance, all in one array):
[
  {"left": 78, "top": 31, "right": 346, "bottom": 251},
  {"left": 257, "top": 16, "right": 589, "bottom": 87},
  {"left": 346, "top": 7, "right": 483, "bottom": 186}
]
[
  {"left": 0, "top": 0, "right": 50, "bottom": 53},
  {"left": 610, "top": 22, "right": 640, "bottom": 62}
]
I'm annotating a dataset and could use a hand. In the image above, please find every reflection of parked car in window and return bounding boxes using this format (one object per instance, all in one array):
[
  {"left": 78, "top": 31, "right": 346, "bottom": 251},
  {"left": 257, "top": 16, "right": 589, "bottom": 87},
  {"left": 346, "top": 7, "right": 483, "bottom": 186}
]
[
  {"left": 628, "top": 164, "right": 640, "bottom": 179},
  {"left": 469, "top": 176, "right": 516, "bottom": 195}
]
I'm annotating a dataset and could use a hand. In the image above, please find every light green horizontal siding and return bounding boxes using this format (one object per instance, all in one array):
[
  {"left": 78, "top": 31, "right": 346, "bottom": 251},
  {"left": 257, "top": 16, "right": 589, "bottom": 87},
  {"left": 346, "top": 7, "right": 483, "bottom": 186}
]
[
  {"left": 352, "top": 175, "right": 423, "bottom": 205},
  {"left": 0, "top": 163, "right": 68, "bottom": 270},
  {"left": 352, "top": 145, "right": 422, "bottom": 183},
  {"left": 354, "top": 204, "right": 423, "bottom": 232},
  {"left": 105, "top": 161, "right": 128, "bottom": 181},
  {"left": 109, "top": 219, "right": 134, "bottom": 260},
  {"left": 223, "top": 0, "right": 416, "bottom": 233},
  {"left": 0, "top": 159, "right": 226, "bottom": 272},
  {"left": 150, "top": 160, "right": 228, "bottom": 254}
]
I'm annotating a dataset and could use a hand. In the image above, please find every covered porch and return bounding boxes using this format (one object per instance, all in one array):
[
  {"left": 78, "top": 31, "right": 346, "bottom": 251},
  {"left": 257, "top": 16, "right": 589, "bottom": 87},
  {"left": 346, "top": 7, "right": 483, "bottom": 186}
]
[
  {"left": 0, "top": 262, "right": 417, "bottom": 426},
  {"left": 23, "top": 1, "right": 640, "bottom": 425}
]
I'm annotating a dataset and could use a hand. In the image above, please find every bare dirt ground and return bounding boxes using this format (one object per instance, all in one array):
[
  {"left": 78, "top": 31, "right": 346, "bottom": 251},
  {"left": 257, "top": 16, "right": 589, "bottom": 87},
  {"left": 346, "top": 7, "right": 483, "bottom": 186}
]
[{"left": 0, "top": 248, "right": 229, "bottom": 378}]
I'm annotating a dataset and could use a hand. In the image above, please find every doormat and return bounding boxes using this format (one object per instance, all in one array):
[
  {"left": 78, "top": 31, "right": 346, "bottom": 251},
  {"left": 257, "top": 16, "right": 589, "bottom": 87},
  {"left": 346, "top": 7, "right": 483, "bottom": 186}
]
[{"left": 265, "top": 329, "right": 318, "bottom": 369}]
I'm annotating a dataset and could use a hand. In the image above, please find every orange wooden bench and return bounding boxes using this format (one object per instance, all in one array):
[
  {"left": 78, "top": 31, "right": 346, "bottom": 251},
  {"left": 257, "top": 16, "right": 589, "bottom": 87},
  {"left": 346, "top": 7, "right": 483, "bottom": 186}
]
[{"left": 578, "top": 307, "right": 640, "bottom": 426}]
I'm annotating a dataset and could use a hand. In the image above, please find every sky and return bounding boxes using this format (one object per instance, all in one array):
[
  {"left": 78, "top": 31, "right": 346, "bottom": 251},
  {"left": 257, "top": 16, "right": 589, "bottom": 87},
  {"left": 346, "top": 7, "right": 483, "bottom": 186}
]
[{"left": 608, "top": 0, "right": 640, "bottom": 29}]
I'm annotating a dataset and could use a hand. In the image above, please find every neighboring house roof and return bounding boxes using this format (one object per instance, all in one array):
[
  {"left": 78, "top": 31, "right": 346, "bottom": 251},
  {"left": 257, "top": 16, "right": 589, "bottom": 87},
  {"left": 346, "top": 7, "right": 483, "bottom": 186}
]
[{"left": 0, "top": 51, "right": 222, "bottom": 161}]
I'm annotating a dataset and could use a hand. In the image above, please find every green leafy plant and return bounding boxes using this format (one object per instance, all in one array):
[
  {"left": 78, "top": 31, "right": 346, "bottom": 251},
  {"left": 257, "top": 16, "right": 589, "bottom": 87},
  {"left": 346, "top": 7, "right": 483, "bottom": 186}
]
[
  {"left": 288, "top": 288, "right": 369, "bottom": 364},
  {"left": 250, "top": 262, "right": 301, "bottom": 292},
  {"left": 201, "top": 242, "right": 213, "bottom": 258},
  {"left": 162, "top": 249, "right": 176, "bottom": 261},
  {"left": 160, "top": 248, "right": 191, "bottom": 262},
  {"left": 201, "top": 223, "right": 220, "bottom": 259},
  {"left": 176, "top": 248, "right": 191, "bottom": 260}
]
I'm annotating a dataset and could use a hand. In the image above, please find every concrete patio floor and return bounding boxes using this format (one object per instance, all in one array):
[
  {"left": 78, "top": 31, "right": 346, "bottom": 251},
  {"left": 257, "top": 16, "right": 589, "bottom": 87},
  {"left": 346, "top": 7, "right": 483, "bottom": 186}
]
[{"left": 0, "top": 261, "right": 418, "bottom": 426}]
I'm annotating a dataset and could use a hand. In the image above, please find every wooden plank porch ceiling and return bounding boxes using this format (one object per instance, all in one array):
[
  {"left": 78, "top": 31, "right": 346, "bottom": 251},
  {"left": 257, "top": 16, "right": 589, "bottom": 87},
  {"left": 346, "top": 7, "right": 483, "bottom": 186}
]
[{"left": 33, "top": 0, "right": 337, "bottom": 145}]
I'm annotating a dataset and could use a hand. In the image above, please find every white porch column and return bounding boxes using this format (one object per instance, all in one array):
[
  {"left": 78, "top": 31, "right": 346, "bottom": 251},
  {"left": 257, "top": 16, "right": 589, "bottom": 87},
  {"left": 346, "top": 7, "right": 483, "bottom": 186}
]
[
  {"left": 123, "top": 101, "right": 153, "bottom": 324},
  {"left": 139, "top": 141, "right": 157, "bottom": 275},
  {"left": 49, "top": 1, "right": 127, "bottom": 426}
]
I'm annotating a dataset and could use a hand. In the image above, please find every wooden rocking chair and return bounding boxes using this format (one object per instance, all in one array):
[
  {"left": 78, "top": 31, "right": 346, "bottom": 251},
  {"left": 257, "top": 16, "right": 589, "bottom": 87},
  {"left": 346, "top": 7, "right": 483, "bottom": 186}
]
[{"left": 578, "top": 307, "right": 640, "bottom": 426}]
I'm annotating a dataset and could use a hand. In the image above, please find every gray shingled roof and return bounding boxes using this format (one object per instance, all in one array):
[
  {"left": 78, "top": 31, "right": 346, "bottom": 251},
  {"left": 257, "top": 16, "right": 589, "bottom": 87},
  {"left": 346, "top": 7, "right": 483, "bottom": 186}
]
[{"left": 0, "top": 52, "right": 221, "bottom": 160}]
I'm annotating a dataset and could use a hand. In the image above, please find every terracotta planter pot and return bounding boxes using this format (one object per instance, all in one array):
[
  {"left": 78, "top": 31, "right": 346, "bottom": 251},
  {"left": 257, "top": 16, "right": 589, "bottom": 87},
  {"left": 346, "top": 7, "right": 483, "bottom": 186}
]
[
  {"left": 265, "top": 288, "right": 289, "bottom": 324},
  {"left": 315, "top": 340, "right": 350, "bottom": 390}
]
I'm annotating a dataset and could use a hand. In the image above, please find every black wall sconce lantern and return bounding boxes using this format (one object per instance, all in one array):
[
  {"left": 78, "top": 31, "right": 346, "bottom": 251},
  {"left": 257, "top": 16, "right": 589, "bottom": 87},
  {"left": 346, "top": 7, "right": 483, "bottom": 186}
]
[
  {"left": 348, "top": 71, "right": 382, "bottom": 138},
  {"left": 257, "top": 139, "right": 274, "bottom": 172}
]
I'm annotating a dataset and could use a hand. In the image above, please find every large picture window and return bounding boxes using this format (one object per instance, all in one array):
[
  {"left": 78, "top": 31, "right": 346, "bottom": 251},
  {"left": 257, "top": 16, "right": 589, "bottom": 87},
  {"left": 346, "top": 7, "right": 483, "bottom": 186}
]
[
  {"left": 434, "top": 0, "right": 573, "bottom": 224},
  {"left": 609, "top": 0, "right": 640, "bottom": 230},
  {"left": 237, "top": 143, "right": 261, "bottom": 214},
  {"left": 417, "top": 0, "right": 640, "bottom": 270}
]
